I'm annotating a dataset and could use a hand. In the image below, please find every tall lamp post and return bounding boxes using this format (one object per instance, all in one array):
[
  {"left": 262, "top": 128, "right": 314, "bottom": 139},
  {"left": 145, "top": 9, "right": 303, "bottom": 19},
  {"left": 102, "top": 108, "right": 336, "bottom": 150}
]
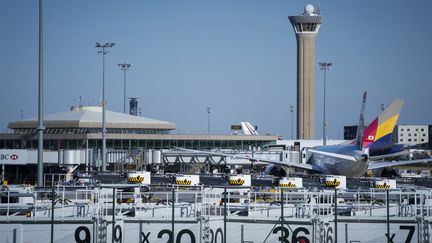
[
  {"left": 96, "top": 42, "right": 115, "bottom": 171},
  {"left": 289, "top": 105, "right": 294, "bottom": 139},
  {"left": 118, "top": 63, "right": 131, "bottom": 114},
  {"left": 207, "top": 107, "right": 211, "bottom": 134},
  {"left": 319, "top": 62, "right": 332, "bottom": 145},
  {"left": 37, "top": 0, "right": 44, "bottom": 186}
]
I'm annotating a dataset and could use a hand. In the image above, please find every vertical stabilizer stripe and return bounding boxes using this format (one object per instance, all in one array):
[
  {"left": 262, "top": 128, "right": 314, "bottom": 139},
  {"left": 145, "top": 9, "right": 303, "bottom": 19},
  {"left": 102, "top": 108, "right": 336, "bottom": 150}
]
[
  {"left": 375, "top": 115, "right": 399, "bottom": 140},
  {"left": 363, "top": 118, "right": 378, "bottom": 148}
]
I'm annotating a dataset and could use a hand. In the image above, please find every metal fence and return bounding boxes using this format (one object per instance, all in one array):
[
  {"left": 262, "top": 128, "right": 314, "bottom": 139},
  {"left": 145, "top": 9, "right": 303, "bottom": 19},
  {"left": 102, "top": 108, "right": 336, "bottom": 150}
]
[{"left": 1, "top": 186, "right": 432, "bottom": 242}]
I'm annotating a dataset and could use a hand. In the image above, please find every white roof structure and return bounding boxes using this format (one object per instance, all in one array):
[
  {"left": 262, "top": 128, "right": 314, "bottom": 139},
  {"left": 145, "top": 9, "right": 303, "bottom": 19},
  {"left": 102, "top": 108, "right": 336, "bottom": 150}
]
[{"left": 8, "top": 106, "right": 176, "bottom": 130}]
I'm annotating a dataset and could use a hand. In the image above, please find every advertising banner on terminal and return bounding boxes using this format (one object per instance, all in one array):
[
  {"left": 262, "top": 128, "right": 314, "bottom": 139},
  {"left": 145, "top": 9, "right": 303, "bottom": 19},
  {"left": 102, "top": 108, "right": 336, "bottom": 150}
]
[{"left": 0, "top": 149, "right": 28, "bottom": 165}]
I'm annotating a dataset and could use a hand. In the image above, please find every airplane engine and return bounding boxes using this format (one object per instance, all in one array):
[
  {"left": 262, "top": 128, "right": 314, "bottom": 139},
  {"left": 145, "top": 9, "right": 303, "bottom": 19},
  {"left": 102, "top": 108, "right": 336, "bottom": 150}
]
[
  {"left": 264, "top": 164, "right": 287, "bottom": 177},
  {"left": 353, "top": 151, "right": 369, "bottom": 163},
  {"left": 372, "top": 167, "right": 399, "bottom": 178}
]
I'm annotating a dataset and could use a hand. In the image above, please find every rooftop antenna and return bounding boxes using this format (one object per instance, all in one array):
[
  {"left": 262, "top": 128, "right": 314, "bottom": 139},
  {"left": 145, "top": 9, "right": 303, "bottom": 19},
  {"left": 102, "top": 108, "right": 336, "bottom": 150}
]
[{"left": 315, "top": 0, "right": 321, "bottom": 15}]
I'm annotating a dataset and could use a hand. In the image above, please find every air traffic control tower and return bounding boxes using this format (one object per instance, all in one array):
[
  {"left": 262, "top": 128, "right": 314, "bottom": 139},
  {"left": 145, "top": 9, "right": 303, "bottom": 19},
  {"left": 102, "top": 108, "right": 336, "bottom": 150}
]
[{"left": 289, "top": 4, "right": 322, "bottom": 139}]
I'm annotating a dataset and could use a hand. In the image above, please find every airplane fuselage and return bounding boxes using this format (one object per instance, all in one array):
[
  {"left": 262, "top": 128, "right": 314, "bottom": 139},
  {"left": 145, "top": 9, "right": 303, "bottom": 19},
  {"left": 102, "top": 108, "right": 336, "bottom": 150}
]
[{"left": 309, "top": 145, "right": 369, "bottom": 177}]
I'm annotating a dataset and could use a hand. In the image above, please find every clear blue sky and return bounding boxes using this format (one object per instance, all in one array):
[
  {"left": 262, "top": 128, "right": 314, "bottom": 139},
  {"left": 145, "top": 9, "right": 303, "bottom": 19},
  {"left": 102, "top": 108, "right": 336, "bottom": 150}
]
[{"left": 0, "top": 0, "right": 431, "bottom": 139}]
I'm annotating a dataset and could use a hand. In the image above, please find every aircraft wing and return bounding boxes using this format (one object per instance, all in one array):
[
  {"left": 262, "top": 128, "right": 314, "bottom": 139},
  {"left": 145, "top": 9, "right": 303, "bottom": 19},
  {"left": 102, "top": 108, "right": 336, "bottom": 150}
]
[
  {"left": 369, "top": 150, "right": 411, "bottom": 161},
  {"left": 307, "top": 149, "right": 358, "bottom": 161},
  {"left": 368, "top": 158, "right": 432, "bottom": 170},
  {"left": 174, "top": 147, "right": 318, "bottom": 172}
]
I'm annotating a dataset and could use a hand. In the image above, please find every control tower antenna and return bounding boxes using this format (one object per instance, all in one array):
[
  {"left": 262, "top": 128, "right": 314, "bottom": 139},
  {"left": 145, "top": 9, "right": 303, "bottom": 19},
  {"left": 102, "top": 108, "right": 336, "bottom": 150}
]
[{"left": 288, "top": 4, "right": 323, "bottom": 139}]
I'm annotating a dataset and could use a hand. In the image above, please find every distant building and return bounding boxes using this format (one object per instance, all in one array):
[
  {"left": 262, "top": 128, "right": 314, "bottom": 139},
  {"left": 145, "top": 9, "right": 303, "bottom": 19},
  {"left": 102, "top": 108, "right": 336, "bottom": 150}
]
[
  {"left": 395, "top": 125, "right": 429, "bottom": 149},
  {"left": 0, "top": 106, "right": 278, "bottom": 151},
  {"left": 429, "top": 125, "right": 432, "bottom": 151},
  {"left": 343, "top": 125, "right": 358, "bottom": 140},
  {"left": 0, "top": 106, "right": 279, "bottom": 184}
]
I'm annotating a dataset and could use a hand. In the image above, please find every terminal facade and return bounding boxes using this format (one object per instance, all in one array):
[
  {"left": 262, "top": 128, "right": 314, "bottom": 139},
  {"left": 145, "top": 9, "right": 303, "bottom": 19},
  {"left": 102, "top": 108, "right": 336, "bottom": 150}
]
[{"left": 0, "top": 106, "right": 278, "bottom": 151}]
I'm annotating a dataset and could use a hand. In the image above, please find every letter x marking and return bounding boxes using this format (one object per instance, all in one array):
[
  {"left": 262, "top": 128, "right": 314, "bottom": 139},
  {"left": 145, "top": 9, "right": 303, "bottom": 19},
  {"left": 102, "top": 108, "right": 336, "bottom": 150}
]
[
  {"left": 141, "top": 232, "right": 150, "bottom": 243},
  {"left": 385, "top": 233, "right": 395, "bottom": 243}
]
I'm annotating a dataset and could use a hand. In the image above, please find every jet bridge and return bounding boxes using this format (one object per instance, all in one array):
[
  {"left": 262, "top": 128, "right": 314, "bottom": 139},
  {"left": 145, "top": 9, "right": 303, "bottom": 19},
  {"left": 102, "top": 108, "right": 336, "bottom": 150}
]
[{"left": 161, "top": 150, "right": 301, "bottom": 165}]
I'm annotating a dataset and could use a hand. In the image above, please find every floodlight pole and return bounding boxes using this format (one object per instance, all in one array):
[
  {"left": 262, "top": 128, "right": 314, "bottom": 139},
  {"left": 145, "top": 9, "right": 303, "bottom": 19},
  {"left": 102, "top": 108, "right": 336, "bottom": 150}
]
[
  {"left": 118, "top": 63, "right": 131, "bottom": 114},
  {"left": 289, "top": 105, "right": 294, "bottom": 139},
  {"left": 319, "top": 62, "right": 332, "bottom": 146},
  {"left": 37, "top": 0, "right": 45, "bottom": 187},
  {"left": 96, "top": 42, "right": 115, "bottom": 171},
  {"left": 207, "top": 107, "right": 211, "bottom": 134}
]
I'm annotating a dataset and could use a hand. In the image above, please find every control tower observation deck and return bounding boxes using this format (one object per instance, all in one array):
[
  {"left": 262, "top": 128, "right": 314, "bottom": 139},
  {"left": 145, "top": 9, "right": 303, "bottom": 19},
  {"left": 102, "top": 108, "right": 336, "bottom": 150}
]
[{"left": 289, "top": 4, "right": 323, "bottom": 139}]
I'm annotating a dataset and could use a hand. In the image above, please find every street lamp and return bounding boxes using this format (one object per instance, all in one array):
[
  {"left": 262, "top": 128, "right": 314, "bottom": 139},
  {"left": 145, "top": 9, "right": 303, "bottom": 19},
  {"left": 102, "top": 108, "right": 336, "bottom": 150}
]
[
  {"left": 207, "top": 107, "right": 211, "bottom": 134},
  {"left": 95, "top": 42, "right": 115, "bottom": 171},
  {"left": 289, "top": 105, "right": 294, "bottom": 139},
  {"left": 37, "top": 0, "right": 44, "bottom": 186},
  {"left": 319, "top": 62, "right": 332, "bottom": 145},
  {"left": 118, "top": 63, "right": 131, "bottom": 114}
]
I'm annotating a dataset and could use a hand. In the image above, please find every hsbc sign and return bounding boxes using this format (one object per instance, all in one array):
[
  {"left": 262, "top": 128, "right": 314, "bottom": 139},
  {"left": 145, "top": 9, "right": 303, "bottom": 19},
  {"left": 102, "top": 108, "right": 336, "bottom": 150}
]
[
  {"left": 0, "top": 154, "right": 19, "bottom": 160},
  {"left": 0, "top": 150, "right": 27, "bottom": 164}
]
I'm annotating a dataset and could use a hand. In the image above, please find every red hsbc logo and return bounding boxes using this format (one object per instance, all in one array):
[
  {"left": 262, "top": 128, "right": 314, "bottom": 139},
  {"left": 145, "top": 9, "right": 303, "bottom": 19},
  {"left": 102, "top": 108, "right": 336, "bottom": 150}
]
[{"left": 0, "top": 154, "right": 19, "bottom": 160}]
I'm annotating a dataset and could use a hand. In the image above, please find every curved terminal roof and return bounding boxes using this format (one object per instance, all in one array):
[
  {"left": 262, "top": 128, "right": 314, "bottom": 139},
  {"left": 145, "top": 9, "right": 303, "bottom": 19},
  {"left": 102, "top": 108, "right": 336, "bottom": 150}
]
[{"left": 8, "top": 106, "right": 176, "bottom": 130}]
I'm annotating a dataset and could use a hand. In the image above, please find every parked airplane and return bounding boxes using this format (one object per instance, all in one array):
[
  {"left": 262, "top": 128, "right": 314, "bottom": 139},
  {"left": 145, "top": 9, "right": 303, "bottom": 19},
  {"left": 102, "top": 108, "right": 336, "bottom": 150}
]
[{"left": 177, "top": 92, "right": 432, "bottom": 177}]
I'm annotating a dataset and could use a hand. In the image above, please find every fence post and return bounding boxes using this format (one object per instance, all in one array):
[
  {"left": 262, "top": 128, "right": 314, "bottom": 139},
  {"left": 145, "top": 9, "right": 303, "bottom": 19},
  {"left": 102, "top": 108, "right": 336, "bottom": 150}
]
[
  {"left": 334, "top": 187, "right": 337, "bottom": 243},
  {"left": 172, "top": 187, "right": 175, "bottom": 243},
  {"left": 386, "top": 189, "right": 390, "bottom": 243},
  {"left": 51, "top": 185, "right": 55, "bottom": 243},
  {"left": 281, "top": 187, "right": 284, "bottom": 242},
  {"left": 112, "top": 188, "right": 116, "bottom": 243},
  {"left": 224, "top": 187, "right": 227, "bottom": 243}
]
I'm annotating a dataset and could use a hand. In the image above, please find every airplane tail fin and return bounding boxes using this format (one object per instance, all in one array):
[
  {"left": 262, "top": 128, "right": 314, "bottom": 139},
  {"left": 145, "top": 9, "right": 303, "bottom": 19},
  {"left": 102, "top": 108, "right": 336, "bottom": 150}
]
[
  {"left": 362, "top": 99, "right": 404, "bottom": 149},
  {"left": 355, "top": 92, "right": 367, "bottom": 150},
  {"left": 241, "top": 122, "right": 259, "bottom": 135}
]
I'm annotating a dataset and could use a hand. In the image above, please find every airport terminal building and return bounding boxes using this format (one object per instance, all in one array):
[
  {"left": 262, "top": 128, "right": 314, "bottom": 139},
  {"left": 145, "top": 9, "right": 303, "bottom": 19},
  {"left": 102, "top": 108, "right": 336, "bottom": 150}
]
[{"left": 0, "top": 106, "right": 278, "bottom": 151}]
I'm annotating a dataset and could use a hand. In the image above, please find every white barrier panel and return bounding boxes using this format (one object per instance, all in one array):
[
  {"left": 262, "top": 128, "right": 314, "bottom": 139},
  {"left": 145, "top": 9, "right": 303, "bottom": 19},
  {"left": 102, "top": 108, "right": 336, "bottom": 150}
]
[
  {"left": 0, "top": 223, "right": 93, "bottom": 243},
  {"left": 227, "top": 221, "right": 312, "bottom": 243},
  {"left": 335, "top": 222, "right": 417, "bottom": 243},
  {"left": 121, "top": 221, "right": 203, "bottom": 243},
  {"left": 0, "top": 220, "right": 420, "bottom": 243}
]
